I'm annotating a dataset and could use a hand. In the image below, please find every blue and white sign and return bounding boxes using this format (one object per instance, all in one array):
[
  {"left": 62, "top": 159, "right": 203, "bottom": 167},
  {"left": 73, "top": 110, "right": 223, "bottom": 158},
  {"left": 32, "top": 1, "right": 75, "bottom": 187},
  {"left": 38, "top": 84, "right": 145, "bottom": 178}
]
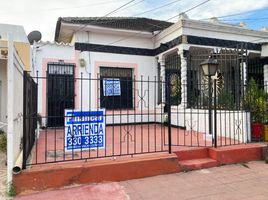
[
  {"left": 103, "top": 78, "right": 121, "bottom": 96},
  {"left": 64, "top": 109, "right": 105, "bottom": 151}
]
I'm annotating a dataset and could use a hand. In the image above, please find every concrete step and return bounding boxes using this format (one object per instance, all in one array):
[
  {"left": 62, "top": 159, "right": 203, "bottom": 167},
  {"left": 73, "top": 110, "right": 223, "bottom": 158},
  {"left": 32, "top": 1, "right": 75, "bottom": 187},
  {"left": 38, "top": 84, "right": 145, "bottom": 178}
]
[
  {"left": 174, "top": 147, "right": 209, "bottom": 161},
  {"left": 178, "top": 158, "right": 219, "bottom": 171}
]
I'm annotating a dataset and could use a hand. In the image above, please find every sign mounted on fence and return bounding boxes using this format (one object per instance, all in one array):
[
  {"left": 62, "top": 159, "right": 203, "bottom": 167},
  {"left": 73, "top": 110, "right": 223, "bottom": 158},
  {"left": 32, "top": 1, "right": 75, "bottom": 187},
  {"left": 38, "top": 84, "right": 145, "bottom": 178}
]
[
  {"left": 103, "top": 78, "right": 121, "bottom": 96},
  {"left": 64, "top": 109, "right": 105, "bottom": 151}
]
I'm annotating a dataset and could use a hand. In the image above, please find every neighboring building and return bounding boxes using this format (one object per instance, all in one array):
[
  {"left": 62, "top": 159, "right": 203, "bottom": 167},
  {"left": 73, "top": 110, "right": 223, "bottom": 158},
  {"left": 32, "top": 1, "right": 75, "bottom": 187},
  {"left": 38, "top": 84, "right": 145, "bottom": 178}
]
[
  {"left": 0, "top": 23, "right": 31, "bottom": 184},
  {"left": 0, "top": 24, "right": 31, "bottom": 131}
]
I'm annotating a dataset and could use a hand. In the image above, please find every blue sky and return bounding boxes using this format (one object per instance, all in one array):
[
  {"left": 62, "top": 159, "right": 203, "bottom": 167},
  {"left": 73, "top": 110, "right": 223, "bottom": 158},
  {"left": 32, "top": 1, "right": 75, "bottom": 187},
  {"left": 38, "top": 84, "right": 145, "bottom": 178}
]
[
  {"left": 219, "top": 7, "right": 268, "bottom": 30},
  {"left": 0, "top": 0, "right": 268, "bottom": 41}
]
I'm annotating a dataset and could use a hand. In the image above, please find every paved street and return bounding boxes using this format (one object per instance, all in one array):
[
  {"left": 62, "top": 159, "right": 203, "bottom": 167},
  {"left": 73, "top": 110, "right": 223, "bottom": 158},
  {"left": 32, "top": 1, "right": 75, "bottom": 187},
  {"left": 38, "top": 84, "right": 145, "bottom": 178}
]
[{"left": 15, "top": 161, "right": 268, "bottom": 200}]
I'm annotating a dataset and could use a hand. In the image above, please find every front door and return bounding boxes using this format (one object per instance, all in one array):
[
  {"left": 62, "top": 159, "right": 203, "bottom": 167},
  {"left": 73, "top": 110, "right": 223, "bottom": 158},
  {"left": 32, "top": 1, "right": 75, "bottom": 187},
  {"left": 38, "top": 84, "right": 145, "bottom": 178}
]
[{"left": 47, "top": 63, "right": 75, "bottom": 127}]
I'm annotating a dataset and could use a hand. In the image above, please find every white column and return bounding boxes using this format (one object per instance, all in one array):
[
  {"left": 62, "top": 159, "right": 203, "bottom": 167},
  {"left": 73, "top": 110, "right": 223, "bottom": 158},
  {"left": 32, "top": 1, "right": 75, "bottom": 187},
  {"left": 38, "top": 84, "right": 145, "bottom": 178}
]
[
  {"left": 158, "top": 56, "right": 166, "bottom": 103},
  {"left": 264, "top": 64, "right": 268, "bottom": 92},
  {"left": 179, "top": 50, "right": 187, "bottom": 108},
  {"left": 7, "top": 34, "right": 14, "bottom": 185}
]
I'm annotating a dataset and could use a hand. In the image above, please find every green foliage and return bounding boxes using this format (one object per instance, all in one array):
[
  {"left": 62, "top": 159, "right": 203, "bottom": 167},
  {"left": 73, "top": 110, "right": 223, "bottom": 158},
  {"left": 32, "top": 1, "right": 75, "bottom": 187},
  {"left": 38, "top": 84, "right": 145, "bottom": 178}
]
[
  {"left": 0, "top": 130, "right": 7, "bottom": 152},
  {"left": 217, "top": 90, "right": 235, "bottom": 110},
  {"left": 7, "top": 182, "right": 16, "bottom": 197},
  {"left": 244, "top": 78, "right": 268, "bottom": 123}
]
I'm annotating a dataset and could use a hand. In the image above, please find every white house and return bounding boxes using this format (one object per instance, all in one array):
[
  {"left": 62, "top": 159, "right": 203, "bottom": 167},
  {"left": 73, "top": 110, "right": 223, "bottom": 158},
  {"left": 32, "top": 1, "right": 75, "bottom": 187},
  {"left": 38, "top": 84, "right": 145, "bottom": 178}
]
[{"left": 33, "top": 15, "right": 268, "bottom": 143}]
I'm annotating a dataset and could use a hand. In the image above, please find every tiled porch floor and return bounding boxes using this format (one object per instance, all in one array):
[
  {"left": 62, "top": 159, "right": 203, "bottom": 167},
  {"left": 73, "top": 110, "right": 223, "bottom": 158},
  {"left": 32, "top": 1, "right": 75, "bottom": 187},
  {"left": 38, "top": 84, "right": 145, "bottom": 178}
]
[{"left": 27, "top": 124, "right": 239, "bottom": 166}]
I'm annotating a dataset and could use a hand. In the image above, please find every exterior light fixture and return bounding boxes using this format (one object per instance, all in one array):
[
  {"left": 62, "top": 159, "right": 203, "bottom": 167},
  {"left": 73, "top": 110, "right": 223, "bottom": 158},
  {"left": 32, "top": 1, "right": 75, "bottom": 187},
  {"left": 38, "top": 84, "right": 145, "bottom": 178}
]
[
  {"left": 200, "top": 56, "right": 219, "bottom": 148},
  {"left": 200, "top": 57, "right": 219, "bottom": 77}
]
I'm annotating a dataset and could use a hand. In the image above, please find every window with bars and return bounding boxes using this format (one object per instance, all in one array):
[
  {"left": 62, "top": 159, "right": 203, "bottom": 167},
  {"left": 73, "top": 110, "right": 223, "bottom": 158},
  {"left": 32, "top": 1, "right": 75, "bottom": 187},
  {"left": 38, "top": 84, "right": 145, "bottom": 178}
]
[{"left": 100, "top": 67, "right": 133, "bottom": 109}]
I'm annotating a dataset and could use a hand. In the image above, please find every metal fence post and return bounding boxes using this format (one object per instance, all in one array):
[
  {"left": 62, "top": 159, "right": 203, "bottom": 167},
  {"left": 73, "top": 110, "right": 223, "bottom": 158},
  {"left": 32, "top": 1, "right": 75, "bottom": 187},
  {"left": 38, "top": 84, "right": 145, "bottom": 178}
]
[
  {"left": 214, "top": 79, "right": 217, "bottom": 148},
  {"left": 22, "top": 71, "right": 27, "bottom": 169},
  {"left": 167, "top": 77, "right": 172, "bottom": 154}
]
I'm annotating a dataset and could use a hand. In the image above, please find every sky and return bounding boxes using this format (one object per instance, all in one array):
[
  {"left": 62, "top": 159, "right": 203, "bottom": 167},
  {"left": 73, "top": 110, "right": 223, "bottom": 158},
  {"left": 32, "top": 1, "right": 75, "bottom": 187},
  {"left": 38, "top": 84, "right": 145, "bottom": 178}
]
[{"left": 0, "top": 0, "right": 268, "bottom": 41}]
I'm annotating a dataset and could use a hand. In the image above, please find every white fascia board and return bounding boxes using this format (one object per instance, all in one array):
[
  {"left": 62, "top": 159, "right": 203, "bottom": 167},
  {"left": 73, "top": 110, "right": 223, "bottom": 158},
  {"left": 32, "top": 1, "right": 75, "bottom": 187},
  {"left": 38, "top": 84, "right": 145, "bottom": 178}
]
[
  {"left": 62, "top": 22, "right": 154, "bottom": 39},
  {"left": 154, "top": 21, "right": 183, "bottom": 42},
  {"left": 182, "top": 19, "right": 268, "bottom": 39},
  {"left": 155, "top": 19, "right": 268, "bottom": 47}
]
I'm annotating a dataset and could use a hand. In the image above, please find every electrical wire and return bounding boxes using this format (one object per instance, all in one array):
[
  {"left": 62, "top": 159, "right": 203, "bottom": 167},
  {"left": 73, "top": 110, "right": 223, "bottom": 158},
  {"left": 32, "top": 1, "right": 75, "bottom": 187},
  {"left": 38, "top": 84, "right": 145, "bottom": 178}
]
[
  {"left": 0, "top": 0, "right": 128, "bottom": 14},
  {"left": 104, "top": 0, "right": 136, "bottom": 17},
  {"left": 166, "top": 0, "right": 210, "bottom": 21},
  {"left": 75, "top": 0, "right": 211, "bottom": 52},
  {"left": 134, "top": 0, "right": 182, "bottom": 17},
  {"left": 201, "top": 6, "right": 268, "bottom": 21},
  {"left": 70, "top": 0, "right": 137, "bottom": 36}
]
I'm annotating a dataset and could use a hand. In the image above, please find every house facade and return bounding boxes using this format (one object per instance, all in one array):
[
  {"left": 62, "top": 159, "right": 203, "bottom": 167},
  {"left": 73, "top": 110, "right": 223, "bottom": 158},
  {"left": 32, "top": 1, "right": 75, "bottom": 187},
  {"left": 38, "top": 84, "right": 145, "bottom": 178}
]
[{"left": 34, "top": 16, "right": 268, "bottom": 126}]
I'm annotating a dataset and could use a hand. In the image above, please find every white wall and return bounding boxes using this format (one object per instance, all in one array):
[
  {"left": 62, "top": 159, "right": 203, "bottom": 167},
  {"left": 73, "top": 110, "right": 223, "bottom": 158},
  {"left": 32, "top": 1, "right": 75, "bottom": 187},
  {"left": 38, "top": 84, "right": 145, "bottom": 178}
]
[
  {"left": 75, "top": 31, "right": 154, "bottom": 49},
  {"left": 78, "top": 51, "right": 159, "bottom": 111},
  {"left": 264, "top": 65, "right": 268, "bottom": 92},
  {"left": 170, "top": 108, "right": 251, "bottom": 143},
  {"left": 0, "top": 24, "right": 28, "bottom": 43},
  {"left": 34, "top": 42, "right": 76, "bottom": 116},
  {"left": 12, "top": 50, "right": 24, "bottom": 160}
]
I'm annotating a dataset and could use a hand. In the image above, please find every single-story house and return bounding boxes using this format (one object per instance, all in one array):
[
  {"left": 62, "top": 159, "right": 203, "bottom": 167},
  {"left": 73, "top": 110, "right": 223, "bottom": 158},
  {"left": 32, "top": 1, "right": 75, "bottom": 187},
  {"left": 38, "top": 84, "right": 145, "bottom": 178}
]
[{"left": 33, "top": 15, "right": 268, "bottom": 143}]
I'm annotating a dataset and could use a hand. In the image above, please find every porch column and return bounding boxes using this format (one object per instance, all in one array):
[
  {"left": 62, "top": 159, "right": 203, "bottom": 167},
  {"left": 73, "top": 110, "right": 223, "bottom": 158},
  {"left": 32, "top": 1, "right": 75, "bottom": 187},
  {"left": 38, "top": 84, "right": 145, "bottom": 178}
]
[
  {"left": 179, "top": 50, "right": 187, "bottom": 108},
  {"left": 261, "top": 43, "right": 268, "bottom": 92},
  {"left": 264, "top": 64, "right": 268, "bottom": 92},
  {"left": 158, "top": 56, "right": 166, "bottom": 103}
]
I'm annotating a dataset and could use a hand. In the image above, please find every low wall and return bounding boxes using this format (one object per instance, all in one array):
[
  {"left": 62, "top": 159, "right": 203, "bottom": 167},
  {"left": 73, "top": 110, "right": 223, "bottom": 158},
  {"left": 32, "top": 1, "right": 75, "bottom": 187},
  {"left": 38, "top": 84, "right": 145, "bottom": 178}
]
[{"left": 170, "top": 108, "right": 251, "bottom": 143}]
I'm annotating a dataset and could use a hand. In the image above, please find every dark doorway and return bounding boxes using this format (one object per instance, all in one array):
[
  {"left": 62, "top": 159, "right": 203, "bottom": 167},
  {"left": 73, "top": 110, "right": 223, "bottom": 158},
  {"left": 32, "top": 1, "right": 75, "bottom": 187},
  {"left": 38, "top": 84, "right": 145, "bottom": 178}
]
[{"left": 47, "top": 63, "right": 75, "bottom": 127}]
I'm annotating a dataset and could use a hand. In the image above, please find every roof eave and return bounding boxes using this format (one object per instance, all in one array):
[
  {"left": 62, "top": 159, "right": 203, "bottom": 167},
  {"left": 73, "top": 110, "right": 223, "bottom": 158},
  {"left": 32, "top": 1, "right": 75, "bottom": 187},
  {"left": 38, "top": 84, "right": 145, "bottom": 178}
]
[{"left": 54, "top": 17, "right": 62, "bottom": 42}]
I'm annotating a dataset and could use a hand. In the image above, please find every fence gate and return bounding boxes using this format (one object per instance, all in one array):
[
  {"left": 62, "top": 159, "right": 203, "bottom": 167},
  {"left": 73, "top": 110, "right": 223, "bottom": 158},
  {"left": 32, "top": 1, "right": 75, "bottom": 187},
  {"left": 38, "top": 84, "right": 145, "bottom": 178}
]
[{"left": 23, "top": 72, "right": 38, "bottom": 169}]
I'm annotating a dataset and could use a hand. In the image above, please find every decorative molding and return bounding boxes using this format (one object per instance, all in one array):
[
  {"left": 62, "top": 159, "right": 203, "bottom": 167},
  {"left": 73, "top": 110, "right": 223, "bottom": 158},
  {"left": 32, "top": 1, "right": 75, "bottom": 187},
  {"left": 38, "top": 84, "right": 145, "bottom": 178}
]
[{"left": 187, "top": 35, "right": 261, "bottom": 51}]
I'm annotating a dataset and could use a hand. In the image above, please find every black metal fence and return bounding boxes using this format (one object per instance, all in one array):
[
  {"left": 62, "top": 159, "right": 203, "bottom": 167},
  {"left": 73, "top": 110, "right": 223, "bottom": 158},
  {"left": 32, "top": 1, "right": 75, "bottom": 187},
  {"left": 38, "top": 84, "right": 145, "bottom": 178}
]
[
  {"left": 23, "top": 71, "right": 38, "bottom": 169},
  {"left": 22, "top": 46, "right": 267, "bottom": 167}
]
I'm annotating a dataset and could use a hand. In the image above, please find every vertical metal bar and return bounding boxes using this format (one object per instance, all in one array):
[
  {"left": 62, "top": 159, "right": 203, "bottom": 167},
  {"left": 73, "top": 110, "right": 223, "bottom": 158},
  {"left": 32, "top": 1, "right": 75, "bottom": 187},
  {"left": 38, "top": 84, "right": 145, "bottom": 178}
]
[
  {"left": 167, "top": 76, "right": 172, "bottom": 154},
  {"left": 112, "top": 77, "right": 115, "bottom": 157},
  {"left": 80, "top": 72, "right": 83, "bottom": 159},
  {"left": 22, "top": 71, "right": 27, "bottom": 169},
  {"left": 97, "top": 73, "right": 100, "bottom": 158},
  {"left": 126, "top": 78, "right": 129, "bottom": 155},
  {"left": 208, "top": 75, "right": 213, "bottom": 148},
  {"left": 154, "top": 76, "right": 157, "bottom": 152},
  {"left": 214, "top": 79, "right": 217, "bottom": 148},
  {"left": 45, "top": 70, "right": 48, "bottom": 163},
  {"left": 147, "top": 76, "right": 150, "bottom": 152},
  {"left": 134, "top": 75, "right": 137, "bottom": 154},
  {"left": 141, "top": 76, "right": 143, "bottom": 153},
  {"left": 88, "top": 73, "right": 91, "bottom": 159},
  {"left": 36, "top": 71, "right": 39, "bottom": 164}
]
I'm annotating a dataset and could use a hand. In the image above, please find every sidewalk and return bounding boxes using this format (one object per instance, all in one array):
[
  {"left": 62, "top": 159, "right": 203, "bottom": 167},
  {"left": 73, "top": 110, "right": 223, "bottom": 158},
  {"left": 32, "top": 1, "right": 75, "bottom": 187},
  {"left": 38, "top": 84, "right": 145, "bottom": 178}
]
[
  {"left": 15, "top": 161, "right": 268, "bottom": 200},
  {"left": 0, "top": 152, "right": 10, "bottom": 200}
]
